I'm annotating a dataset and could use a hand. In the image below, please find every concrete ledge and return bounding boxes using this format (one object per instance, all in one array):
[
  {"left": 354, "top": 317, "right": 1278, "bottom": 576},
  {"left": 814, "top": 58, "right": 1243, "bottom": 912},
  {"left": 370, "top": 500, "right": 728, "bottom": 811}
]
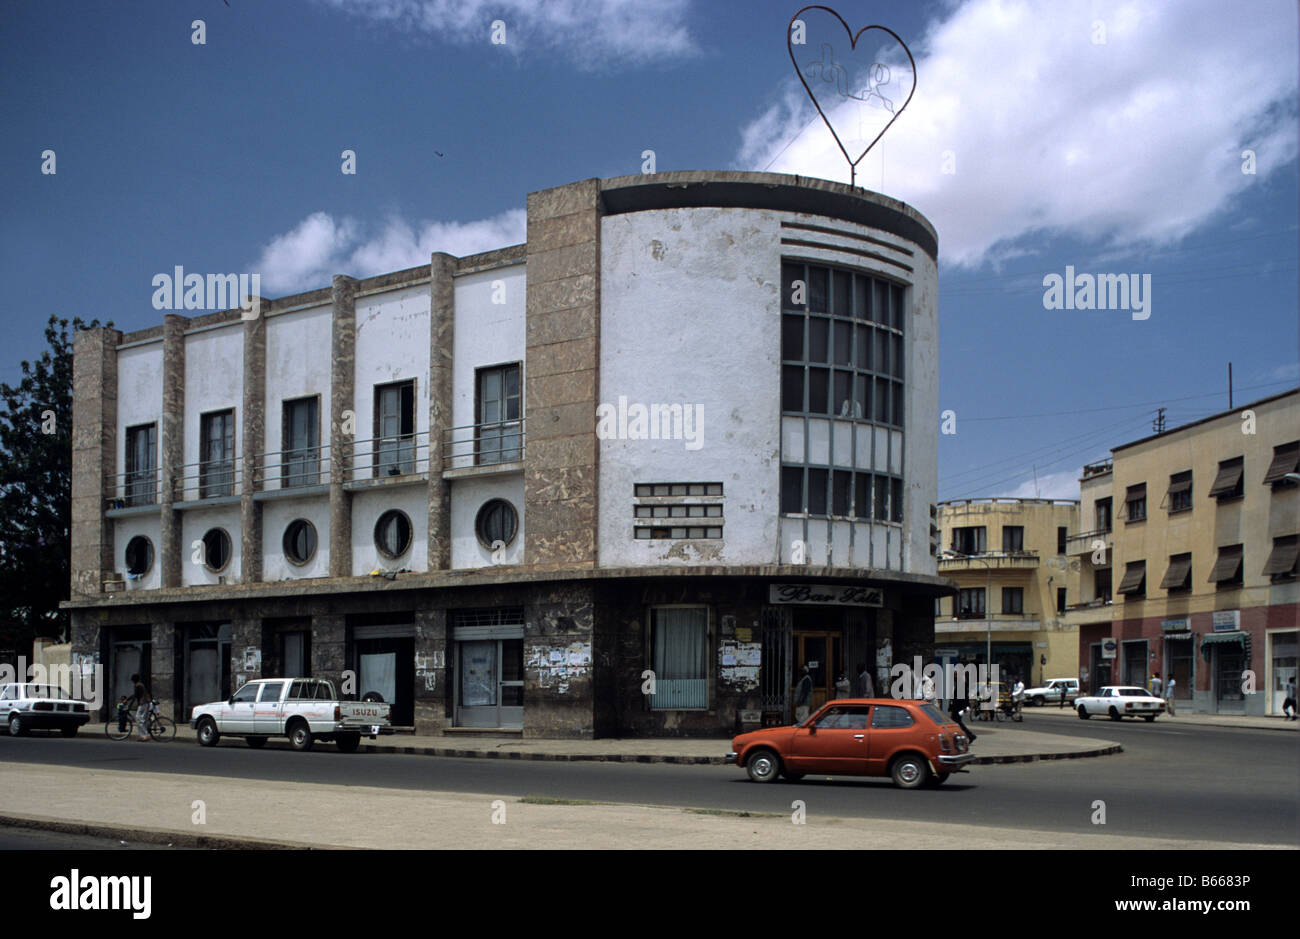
[{"left": 0, "top": 812, "right": 337, "bottom": 850}]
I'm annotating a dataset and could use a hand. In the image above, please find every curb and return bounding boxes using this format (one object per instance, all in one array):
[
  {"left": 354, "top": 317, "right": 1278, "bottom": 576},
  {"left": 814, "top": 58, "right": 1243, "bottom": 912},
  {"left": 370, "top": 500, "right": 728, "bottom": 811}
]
[
  {"left": 1026, "top": 712, "right": 1299, "bottom": 733},
  {"left": 0, "top": 812, "right": 342, "bottom": 850}
]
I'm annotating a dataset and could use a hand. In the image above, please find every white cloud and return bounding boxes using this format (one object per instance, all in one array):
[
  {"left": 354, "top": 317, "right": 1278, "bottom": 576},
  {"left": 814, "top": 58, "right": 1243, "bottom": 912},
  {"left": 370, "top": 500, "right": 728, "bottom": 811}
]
[
  {"left": 737, "top": 0, "right": 1299, "bottom": 267},
  {"left": 1001, "top": 467, "right": 1082, "bottom": 501},
  {"left": 253, "top": 208, "right": 526, "bottom": 294},
  {"left": 312, "top": 0, "right": 697, "bottom": 68}
]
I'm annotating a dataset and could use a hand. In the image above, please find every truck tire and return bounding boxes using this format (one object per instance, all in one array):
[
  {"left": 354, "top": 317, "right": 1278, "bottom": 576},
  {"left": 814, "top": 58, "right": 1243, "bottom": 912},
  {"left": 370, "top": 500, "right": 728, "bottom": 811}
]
[
  {"left": 335, "top": 733, "right": 361, "bottom": 753},
  {"left": 288, "top": 720, "right": 314, "bottom": 752},
  {"left": 196, "top": 717, "right": 220, "bottom": 747}
]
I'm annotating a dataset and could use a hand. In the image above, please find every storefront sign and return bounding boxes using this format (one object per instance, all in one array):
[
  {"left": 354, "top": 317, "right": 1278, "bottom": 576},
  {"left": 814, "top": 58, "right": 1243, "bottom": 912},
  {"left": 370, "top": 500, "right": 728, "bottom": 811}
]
[
  {"left": 935, "top": 649, "right": 958, "bottom": 658},
  {"left": 1212, "top": 611, "right": 1239, "bottom": 632},
  {"left": 769, "top": 584, "right": 883, "bottom": 606},
  {"left": 1101, "top": 639, "right": 1117, "bottom": 659},
  {"left": 1161, "top": 618, "right": 1189, "bottom": 633}
]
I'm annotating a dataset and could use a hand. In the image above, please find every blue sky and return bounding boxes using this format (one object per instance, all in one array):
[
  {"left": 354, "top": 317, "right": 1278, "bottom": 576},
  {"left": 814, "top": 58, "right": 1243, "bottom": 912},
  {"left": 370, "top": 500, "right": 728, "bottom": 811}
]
[{"left": 2, "top": 0, "right": 1296, "bottom": 501}]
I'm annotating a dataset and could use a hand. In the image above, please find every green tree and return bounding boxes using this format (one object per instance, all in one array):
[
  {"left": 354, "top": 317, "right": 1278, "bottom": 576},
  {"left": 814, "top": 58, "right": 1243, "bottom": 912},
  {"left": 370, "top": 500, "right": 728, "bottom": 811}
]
[{"left": 0, "top": 315, "right": 110, "bottom": 653}]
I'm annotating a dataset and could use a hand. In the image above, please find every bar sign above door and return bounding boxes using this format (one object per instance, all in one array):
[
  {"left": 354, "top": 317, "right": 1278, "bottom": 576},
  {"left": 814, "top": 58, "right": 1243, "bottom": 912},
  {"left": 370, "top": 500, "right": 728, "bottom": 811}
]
[{"left": 769, "top": 584, "right": 883, "bottom": 607}]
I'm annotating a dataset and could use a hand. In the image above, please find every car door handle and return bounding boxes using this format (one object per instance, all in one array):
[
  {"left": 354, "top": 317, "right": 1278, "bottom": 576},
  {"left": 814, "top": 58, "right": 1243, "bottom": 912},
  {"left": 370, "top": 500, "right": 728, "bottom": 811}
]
[{"left": 853, "top": 734, "right": 865, "bottom": 739}]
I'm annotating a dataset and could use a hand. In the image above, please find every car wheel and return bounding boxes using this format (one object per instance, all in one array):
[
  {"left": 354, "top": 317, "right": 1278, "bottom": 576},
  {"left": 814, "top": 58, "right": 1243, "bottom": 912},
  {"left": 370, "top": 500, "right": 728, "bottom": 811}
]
[
  {"left": 288, "top": 720, "right": 314, "bottom": 752},
  {"left": 929, "top": 772, "right": 951, "bottom": 787},
  {"left": 1077, "top": 705, "right": 1090, "bottom": 719},
  {"left": 1032, "top": 695, "right": 1045, "bottom": 707},
  {"left": 1143, "top": 714, "right": 1156, "bottom": 722},
  {"left": 245, "top": 736, "right": 267, "bottom": 748},
  {"left": 890, "top": 754, "right": 930, "bottom": 789},
  {"left": 335, "top": 733, "right": 361, "bottom": 753},
  {"left": 60, "top": 726, "right": 78, "bottom": 738},
  {"left": 1108, "top": 707, "right": 1122, "bottom": 721},
  {"left": 196, "top": 718, "right": 220, "bottom": 747},
  {"left": 745, "top": 749, "right": 781, "bottom": 783},
  {"left": 8, "top": 714, "right": 27, "bottom": 737}
]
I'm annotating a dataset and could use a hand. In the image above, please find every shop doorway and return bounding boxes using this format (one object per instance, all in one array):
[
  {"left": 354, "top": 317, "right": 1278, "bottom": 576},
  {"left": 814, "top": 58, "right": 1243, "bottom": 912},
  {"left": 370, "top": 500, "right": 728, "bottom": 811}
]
[
  {"left": 183, "top": 623, "right": 231, "bottom": 712},
  {"left": 1089, "top": 644, "right": 1113, "bottom": 694},
  {"left": 455, "top": 638, "right": 523, "bottom": 728},
  {"left": 1164, "top": 638, "right": 1193, "bottom": 701},
  {"left": 1122, "top": 640, "right": 1149, "bottom": 688},
  {"left": 1212, "top": 645, "right": 1246, "bottom": 713},
  {"left": 795, "top": 630, "right": 842, "bottom": 711},
  {"left": 108, "top": 626, "right": 151, "bottom": 713},
  {"left": 349, "top": 621, "right": 415, "bottom": 726},
  {"left": 1271, "top": 632, "right": 1297, "bottom": 716}
]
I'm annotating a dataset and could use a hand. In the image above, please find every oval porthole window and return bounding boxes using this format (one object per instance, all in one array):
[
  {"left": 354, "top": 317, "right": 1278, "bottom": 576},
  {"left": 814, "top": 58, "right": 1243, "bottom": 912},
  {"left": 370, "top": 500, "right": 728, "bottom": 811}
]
[
  {"left": 125, "top": 536, "right": 154, "bottom": 576},
  {"left": 475, "top": 499, "right": 518, "bottom": 549},
  {"left": 202, "top": 528, "right": 232, "bottom": 572},
  {"left": 282, "top": 519, "right": 317, "bottom": 565},
  {"left": 374, "top": 509, "right": 412, "bottom": 559}
]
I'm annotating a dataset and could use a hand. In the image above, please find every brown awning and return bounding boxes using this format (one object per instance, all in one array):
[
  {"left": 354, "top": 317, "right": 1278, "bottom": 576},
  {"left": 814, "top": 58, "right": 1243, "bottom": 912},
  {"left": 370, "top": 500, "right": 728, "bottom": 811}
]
[
  {"left": 1207, "top": 545, "right": 1243, "bottom": 583},
  {"left": 1167, "top": 475, "right": 1192, "bottom": 496},
  {"left": 1262, "top": 537, "right": 1299, "bottom": 577},
  {"left": 1117, "top": 561, "right": 1146, "bottom": 594},
  {"left": 1208, "top": 461, "right": 1243, "bottom": 497},
  {"left": 1159, "top": 555, "right": 1192, "bottom": 590},
  {"left": 1262, "top": 443, "right": 1299, "bottom": 485}
]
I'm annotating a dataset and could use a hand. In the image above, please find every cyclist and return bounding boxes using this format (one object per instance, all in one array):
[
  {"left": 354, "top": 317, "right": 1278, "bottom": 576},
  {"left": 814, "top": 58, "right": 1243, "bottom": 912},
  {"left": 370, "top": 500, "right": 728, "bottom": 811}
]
[{"left": 130, "top": 673, "right": 151, "bottom": 741}]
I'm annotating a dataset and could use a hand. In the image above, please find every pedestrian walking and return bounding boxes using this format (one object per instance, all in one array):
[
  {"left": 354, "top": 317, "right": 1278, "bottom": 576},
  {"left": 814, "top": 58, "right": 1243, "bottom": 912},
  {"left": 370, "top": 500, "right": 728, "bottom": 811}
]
[
  {"left": 1165, "top": 676, "right": 1176, "bottom": 716},
  {"left": 1283, "top": 675, "right": 1296, "bottom": 720},
  {"left": 834, "top": 672, "right": 851, "bottom": 699},
  {"left": 1150, "top": 672, "right": 1162, "bottom": 698},
  {"left": 130, "top": 673, "right": 151, "bottom": 741},
  {"left": 1059, "top": 681, "right": 1068, "bottom": 708},
  {"left": 856, "top": 662, "right": 874, "bottom": 699},
  {"left": 793, "top": 666, "right": 813, "bottom": 724},
  {"left": 949, "top": 692, "right": 977, "bottom": 743}
]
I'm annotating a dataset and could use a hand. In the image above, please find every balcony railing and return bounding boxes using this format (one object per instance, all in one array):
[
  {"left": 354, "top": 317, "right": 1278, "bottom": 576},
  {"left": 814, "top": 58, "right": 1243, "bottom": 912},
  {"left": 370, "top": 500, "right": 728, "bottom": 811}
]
[
  {"left": 443, "top": 419, "right": 525, "bottom": 471},
  {"left": 253, "top": 444, "right": 332, "bottom": 491},
  {"left": 349, "top": 429, "right": 431, "bottom": 482},
  {"left": 1066, "top": 528, "right": 1112, "bottom": 557},
  {"left": 103, "top": 468, "right": 161, "bottom": 510},
  {"left": 938, "top": 550, "right": 1040, "bottom": 570},
  {"left": 176, "top": 458, "right": 242, "bottom": 501}
]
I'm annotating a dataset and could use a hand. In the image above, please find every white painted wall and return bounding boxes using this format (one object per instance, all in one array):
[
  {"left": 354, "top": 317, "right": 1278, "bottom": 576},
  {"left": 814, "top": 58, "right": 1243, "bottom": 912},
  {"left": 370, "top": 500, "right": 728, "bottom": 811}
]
[
  {"left": 262, "top": 495, "right": 331, "bottom": 581},
  {"left": 113, "top": 516, "right": 162, "bottom": 591},
  {"left": 450, "top": 473, "right": 526, "bottom": 569},
  {"left": 353, "top": 285, "right": 430, "bottom": 481},
  {"left": 264, "top": 305, "right": 331, "bottom": 489},
  {"left": 450, "top": 265, "right": 526, "bottom": 469},
  {"left": 350, "top": 486, "right": 428, "bottom": 575},
  {"left": 182, "top": 326, "right": 244, "bottom": 501},
  {"left": 598, "top": 207, "right": 782, "bottom": 567},
  {"left": 115, "top": 343, "right": 163, "bottom": 497},
  {"left": 180, "top": 505, "right": 242, "bottom": 585}
]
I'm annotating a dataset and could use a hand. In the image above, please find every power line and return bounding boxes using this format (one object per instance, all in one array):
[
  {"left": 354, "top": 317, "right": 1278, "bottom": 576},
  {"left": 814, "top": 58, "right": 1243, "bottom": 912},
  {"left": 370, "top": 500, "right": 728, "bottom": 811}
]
[
  {"left": 952, "top": 379, "right": 1295, "bottom": 423},
  {"left": 939, "top": 413, "right": 1144, "bottom": 485}
]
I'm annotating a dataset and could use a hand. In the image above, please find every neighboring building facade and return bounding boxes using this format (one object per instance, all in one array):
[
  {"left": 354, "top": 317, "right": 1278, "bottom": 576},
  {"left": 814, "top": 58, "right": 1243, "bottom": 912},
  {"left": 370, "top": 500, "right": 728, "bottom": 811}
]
[
  {"left": 67, "top": 171, "right": 951, "bottom": 737},
  {"left": 935, "top": 499, "right": 1081, "bottom": 690},
  {"left": 1070, "top": 389, "right": 1299, "bottom": 715}
]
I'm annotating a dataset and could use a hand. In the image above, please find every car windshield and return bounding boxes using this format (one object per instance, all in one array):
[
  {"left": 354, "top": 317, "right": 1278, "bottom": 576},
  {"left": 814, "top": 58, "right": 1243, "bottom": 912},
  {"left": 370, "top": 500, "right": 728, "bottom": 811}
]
[{"left": 918, "top": 703, "right": 953, "bottom": 727}]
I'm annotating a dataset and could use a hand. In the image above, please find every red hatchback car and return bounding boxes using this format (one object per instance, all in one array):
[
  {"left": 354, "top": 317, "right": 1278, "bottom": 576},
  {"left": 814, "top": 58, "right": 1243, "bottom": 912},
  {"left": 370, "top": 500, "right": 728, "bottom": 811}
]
[{"left": 728, "top": 698, "right": 973, "bottom": 788}]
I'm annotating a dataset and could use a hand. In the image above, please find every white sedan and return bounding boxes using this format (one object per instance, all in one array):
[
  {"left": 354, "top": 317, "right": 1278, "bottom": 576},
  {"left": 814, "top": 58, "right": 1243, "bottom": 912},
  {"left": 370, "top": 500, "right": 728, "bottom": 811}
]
[{"left": 1076, "top": 686, "right": 1165, "bottom": 721}]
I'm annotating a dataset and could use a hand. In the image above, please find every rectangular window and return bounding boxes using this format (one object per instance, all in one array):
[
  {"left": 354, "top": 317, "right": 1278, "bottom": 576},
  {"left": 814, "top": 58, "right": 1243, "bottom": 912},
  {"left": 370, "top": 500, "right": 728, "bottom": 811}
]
[
  {"left": 1167, "top": 470, "right": 1192, "bottom": 512},
  {"left": 890, "top": 477, "right": 903, "bottom": 523},
  {"left": 1160, "top": 552, "right": 1192, "bottom": 593},
  {"left": 832, "top": 470, "right": 852, "bottom": 516},
  {"left": 807, "top": 468, "right": 828, "bottom": 516},
  {"left": 957, "top": 588, "right": 985, "bottom": 618},
  {"left": 1208, "top": 456, "right": 1244, "bottom": 500},
  {"left": 1003, "top": 526, "right": 1025, "bottom": 553},
  {"left": 1001, "top": 587, "right": 1024, "bottom": 614},
  {"left": 125, "top": 423, "right": 157, "bottom": 506},
  {"left": 1125, "top": 483, "right": 1147, "bottom": 522},
  {"left": 1117, "top": 560, "right": 1146, "bottom": 597},
  {"left": 1056, "top": 587, "right": 1067, "bottom": 614},
  {"left": 1095, "top": 497, "right": 1113, "bottom": 532},
  {"left": 476, "top": 364, "right": 522, "bottom": 465},
  {"left": 1057, "top": 526, "right": 1068, "bottom": 555},
  {"left": 374, "top": 379, "right": 416, "bottom": 476},
  {"left": 1262, "top": 441, "right": 1299, "bottom": 486},
  {"left": 1208, "top": 544, "right": 1243, "bottom": 587},
  {"left": 1263, "top": 535, "right": 1299, "bottom": 580},
  {"left": 853, "top": 474, "right": 870, "bottom": 520},
  {"left": 281, "top": 396, "right": 319, "bottom": 488},
  {"left": 1094, "top": 568, "right": 1112, "bottom": 602},
  {"left": 649, "top": 608, "right": 708, "bottom": 709},
  {"left": 874, "top": 475, "right": 889, "bottom": 521},
  {"left": 200, "top": 409, "right": 235, "bottom": 498},
  {"left": 780, "top": 467, "right": 803, "bottom": 514},
  {"left": 952, "top": 526, "right": 986, "bottom": 555}
]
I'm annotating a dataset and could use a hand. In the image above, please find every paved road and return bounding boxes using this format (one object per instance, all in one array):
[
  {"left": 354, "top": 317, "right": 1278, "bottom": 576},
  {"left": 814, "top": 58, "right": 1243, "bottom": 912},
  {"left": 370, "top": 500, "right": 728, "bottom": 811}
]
[
  {"left": 0, "top": 827, "right": 179, "bottom": 850},
  {"left": 2, "top": 721, "right": 1295, "bottom": 845}
]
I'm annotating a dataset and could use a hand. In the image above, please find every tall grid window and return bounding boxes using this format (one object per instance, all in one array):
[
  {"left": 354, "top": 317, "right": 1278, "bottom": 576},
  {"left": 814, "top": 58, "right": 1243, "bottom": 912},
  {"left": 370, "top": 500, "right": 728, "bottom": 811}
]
[
  {"left": 125, "top": 423, "right": 157, "bottom": 506},
  {"left": 200, "top": 409, "right": 235, "bottom": 498}
]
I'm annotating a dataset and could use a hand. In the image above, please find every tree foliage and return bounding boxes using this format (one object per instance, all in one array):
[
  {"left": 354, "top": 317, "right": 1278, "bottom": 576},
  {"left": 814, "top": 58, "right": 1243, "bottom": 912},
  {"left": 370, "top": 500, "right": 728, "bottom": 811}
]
[{"left": 0, "top": 315, "right": 109, "bottom": 650}]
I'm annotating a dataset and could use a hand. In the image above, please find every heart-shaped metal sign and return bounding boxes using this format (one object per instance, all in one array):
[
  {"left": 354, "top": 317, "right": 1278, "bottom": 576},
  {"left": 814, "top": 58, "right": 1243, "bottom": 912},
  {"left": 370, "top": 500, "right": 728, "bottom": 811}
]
[{"left": 787, "top": 5, "right": 916, "bottom": 186}]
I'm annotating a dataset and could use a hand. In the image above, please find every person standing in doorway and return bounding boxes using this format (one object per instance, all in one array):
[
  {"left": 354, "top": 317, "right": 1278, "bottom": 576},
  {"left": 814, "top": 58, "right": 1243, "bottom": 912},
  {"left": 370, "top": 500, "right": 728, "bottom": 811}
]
[
  {"left": 793, "top": 666, "right": 813, "bottom": 724},
  {"left": 1150, "top": 671, "right": 1163, "bottom": 698},
  {"left": 834, "top": 672, "right": 851, "bottom": 700},
  {"left": 1283, "top": 675, "right": 1296, "bottom": 720},
  {"left": 1165, "top": 675, "right": 1177, "bottom": 716},
  {"left": 856, "top": 662, "right": 874, "bottom": 699},
  {"left": 130, "top": 673, "right": 151, "bottom": 741}
]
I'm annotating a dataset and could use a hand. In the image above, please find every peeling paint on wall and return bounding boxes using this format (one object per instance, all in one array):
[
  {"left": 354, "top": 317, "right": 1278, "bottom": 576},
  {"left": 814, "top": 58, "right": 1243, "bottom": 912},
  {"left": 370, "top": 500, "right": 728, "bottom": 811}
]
[
  {"left": 719, "top": 640, "right": 762, "bottom": 691},
  {"left": 528, "top": 641, "right": 591, "bottom": 693}
]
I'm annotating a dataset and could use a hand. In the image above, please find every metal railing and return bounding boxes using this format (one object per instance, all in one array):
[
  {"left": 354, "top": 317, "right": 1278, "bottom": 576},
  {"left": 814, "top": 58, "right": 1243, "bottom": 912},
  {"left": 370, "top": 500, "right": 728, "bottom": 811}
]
[
  {"left": 349, "top": 429, "right": 432, "bottom": 481},
  {"left": 939, "top": 550, "right": 1040, "bottom": 568},
  {"left": 253, "top": 444, "right": 332, "bottom": 491},
  {"left": 103, "top": 468, "right": 161, "bottom": 509},
  {"left": 175, "top": 458, "right": 242, "bottom": 501},
  {"left": 443, "top": 419, "right": 525, "bottom": 470}
]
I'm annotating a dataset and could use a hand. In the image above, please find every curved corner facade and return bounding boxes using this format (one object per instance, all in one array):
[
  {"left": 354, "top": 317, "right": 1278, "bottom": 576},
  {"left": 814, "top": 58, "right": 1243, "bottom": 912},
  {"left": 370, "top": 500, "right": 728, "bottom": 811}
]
[{"left": 68, "top": 172, "right": 949, "bottom": 738}]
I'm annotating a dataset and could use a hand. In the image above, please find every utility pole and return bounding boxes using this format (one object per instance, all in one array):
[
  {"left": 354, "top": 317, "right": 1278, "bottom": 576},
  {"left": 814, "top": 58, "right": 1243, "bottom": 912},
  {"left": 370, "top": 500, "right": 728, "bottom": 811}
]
[
  {"left": 1152, "top": 408, "right": 1167, "bottom": 434},
  {"left": 1228, "top": 362, "right": 1233, "bottom": 409}
]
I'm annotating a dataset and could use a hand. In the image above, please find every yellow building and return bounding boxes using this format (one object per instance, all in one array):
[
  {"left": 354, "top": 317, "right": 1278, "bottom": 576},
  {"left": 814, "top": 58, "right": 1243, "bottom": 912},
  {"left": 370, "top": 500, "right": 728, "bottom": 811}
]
[
  {"left": 1068, "top": 388, "right": 1299, "bottom": 715},
  {"left": 934, "top": 498, "right": 1081, "bottom": 689}
]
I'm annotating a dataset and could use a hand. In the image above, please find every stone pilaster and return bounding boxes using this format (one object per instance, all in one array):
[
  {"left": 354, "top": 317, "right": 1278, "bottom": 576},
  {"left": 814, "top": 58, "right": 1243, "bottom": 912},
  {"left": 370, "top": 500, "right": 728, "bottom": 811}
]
[
  {"left": 413, "top": 607, "right": 448, "bottom": 734},
  {"left": 70, "top": 326, "right": 121, "bottom": 597},
  {"left": 523, "top": 179, "right": 602, "bottom": 569},
  {"left": 312, "top": 613, "right": 347, "bottom": 692},
  {"left": 160, "top": 314, "right": 186, "bottom": 588},
  {"left": 240, "top": 311, "right": 266, "bottom": 583},
  {"left": 427, "top": 254, "right": 456, "bottom": 570},
  {"left": 230, "top": 616, "right": 262, "bottom": 686},
  {"left": 149, "top": 621, "right": 177, "bottom": 719},
  {"left": 329, "top": 275, "right": 358, "bottom": 578}
]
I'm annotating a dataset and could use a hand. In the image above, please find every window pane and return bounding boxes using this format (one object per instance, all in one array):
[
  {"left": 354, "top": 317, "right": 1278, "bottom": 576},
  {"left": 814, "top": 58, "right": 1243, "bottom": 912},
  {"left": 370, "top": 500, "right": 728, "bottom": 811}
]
[
  {"left": 809, "top": 368, "right": 829, "bottom": 414},
  {"left": 891, "top": 478, "right": 904, "bottom": 522},
  {"left": 781, "top": 466, "right": 803, "bottom": 513},
  {"left": 782, "top": 315, "right": 804, "bottom": 360},
  {"left": 875, "top": 476, "right": 889, "bottom": 519},
  {"left": 833, "top": 270, "right": 851, "bottom": 317},
  {"left": 808, "top": 318, "right": 829, "bottom": 362},
  {"left": 855, "top": 374, "right": 869, "bottom": 419},
  {"left": 833, "top": 370, "right": 853, "bottom": 418},
  {"left": 807, "top": 267, "right": 828, "bottom": 312},
  {"left": 833, "top": 470, "right": 851, "bottom": 515},
  {"left": 782, "top": 365, "right": 805, "bottom": 412},
  {"left": 892, "top": 334, "right": 904, "bottom": 378},
  {"left": 855, "top": 325, "right": 871, "bottom": 369},
  {"left": 874, "top": 378, "right": 890, "bottom": 422},
  {"left": 853, "top": 274, "right": 870, "bottom": 320},
  {"left": 875, "top": 329, "right": 889, "bottom": 372},
  {"left": 892, "top": 381, "right": 904, "bottom": 426},
  {"left": 854, "top": 474, "right": 869, "bottom": 519},
  {"left": 833, "top": 320, "right": 852, "bottom": 366},
  {"left": 808, "top": 468, "right": 828, "bottom": 515},
  {"left": 891, "top": 283, "right": 905, "bottom": 328},
  {"left": 872, "top": 280, "right": 888, "bottom": 324}
]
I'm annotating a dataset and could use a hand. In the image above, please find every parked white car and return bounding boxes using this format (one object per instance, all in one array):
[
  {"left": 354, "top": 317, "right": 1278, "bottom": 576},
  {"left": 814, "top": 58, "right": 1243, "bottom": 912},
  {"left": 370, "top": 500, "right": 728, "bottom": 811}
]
[
  {"left": 1076, "top": 685, "right": 1165, "bottom": 721},
  {"left": 190, "top": 677, "right": 393, "bottom": 752},
  {"left": 0, "top": 683, "right": 91, "bottom": 737},
  {"left": 1023, "top": 678, "right": 1079, "bottom": 706}
]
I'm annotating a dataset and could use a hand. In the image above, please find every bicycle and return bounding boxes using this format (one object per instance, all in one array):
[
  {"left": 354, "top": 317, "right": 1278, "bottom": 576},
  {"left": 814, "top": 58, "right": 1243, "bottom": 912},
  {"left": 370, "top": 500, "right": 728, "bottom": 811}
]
[{"left": 105, "top": 700, "right": 176, "bottom": 741}]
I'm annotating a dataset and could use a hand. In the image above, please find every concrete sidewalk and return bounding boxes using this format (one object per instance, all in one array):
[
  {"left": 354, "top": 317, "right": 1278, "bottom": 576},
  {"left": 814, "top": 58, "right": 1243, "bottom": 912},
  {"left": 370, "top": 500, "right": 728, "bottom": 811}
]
[
  {"left": 1023, "top": 707, "right": 1298, "bottom": 732},
  {"left": 0, "top": 761, "right": 1282, "bottom": 851},
  {"left": 84, "top": 722, "right": 1121, "bottom": 764}
]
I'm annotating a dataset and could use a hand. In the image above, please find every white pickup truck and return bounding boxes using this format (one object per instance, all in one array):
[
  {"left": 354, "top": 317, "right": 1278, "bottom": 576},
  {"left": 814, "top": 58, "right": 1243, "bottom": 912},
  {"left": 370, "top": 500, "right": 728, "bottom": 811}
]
[{"left": 190, "top": 677, "right": 393, "bottom": 752}]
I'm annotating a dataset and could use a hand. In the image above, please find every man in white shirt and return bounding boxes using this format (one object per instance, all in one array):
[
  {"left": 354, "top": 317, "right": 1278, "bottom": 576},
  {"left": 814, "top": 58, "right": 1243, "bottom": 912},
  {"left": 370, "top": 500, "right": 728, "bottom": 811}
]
[{"left": 1164, "top": 676, "right": 1176, "bottom": 716}]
